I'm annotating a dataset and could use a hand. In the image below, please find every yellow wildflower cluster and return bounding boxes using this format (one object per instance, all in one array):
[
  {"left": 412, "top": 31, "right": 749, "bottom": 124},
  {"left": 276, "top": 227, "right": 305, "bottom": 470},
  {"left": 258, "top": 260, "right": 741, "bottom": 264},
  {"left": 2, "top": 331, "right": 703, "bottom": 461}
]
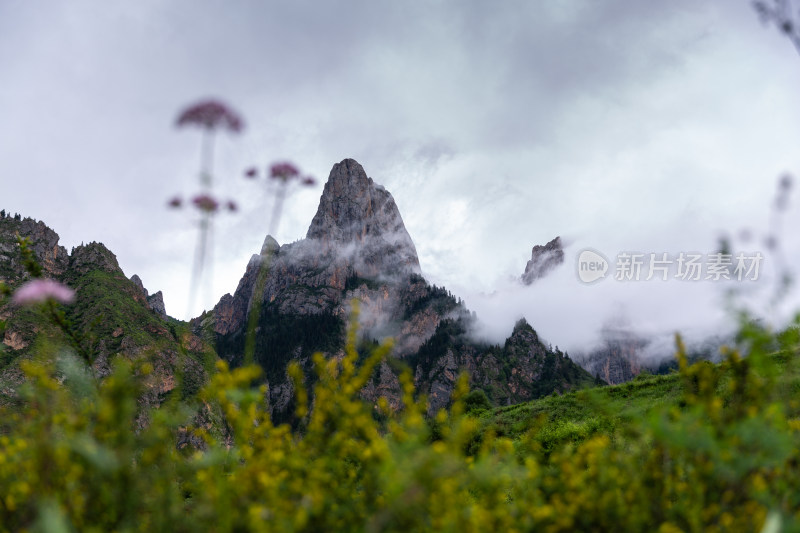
[{"left": 0, "top": 310, "right": 799, "bottom": 531}]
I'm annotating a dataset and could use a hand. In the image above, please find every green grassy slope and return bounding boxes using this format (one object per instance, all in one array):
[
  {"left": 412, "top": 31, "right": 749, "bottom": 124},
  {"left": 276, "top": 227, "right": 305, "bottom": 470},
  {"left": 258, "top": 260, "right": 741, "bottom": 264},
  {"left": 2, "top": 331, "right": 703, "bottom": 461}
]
[
  {"left": 480, "top": 372, "right": 682, "bottom": 454},
  {"left": 477, "top": 350, "right": 800, "bottom": 456},
  {"left": 0, "top": 234, "right": 217, "bottom": 407}
]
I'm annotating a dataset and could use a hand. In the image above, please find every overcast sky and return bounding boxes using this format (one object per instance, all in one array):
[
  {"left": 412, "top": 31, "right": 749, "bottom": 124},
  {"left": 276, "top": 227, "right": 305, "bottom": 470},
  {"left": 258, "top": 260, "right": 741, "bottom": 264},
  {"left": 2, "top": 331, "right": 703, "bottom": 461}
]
[{"left": 3, "top": 1, "right": 800, "bottom": 353}]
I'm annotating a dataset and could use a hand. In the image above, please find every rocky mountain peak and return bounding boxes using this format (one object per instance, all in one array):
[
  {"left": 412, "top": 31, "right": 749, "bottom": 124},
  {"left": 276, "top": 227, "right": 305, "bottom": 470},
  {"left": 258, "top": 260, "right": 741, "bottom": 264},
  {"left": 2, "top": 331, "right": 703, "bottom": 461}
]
[
  {"left": 129, "top": 274, "right": 167, "bottom": 317},
  {"left": 305, "top": 158, "right": 420, "bottom": 276},
  {"left": 512, "top": 317, "right": 532, "bottom": 333},
  {"left": 522, "top": 236, "right": 564, "bottom": 285},
  {"left": 208, "top": 159, "right": 422, "bottom": 337},
  {"left": 70, "top": 242, "right": 121, "bottom": 275},
  {"left": 147, "top": 291, "right": 167, "bottom": 317},
  {"left": 306, "top": 159, "right": 375, "bottom": 243},
  {"left": 130, "top": 274, "right": 145, "bottom": 293},
  {"left": 508, "top": 318, "right": 540, "bottom": 347}
]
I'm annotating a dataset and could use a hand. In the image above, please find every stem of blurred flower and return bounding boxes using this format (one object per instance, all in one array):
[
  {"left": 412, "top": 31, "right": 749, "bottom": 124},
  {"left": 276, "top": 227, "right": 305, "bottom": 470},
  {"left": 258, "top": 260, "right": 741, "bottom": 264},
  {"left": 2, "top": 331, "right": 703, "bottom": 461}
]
[
  {"left": 175, "top": 99, "right": 243, "bottom": 319},
  {"left": 186, "top": 133, "right": 217, "bottom": 320},
  {"left": 200, "top": 129, "right": 215, "bottom": 188},
  {"left": 187, "top": 216, "right": 209, "bottom": 319},
  {"left": 243, "top": 184, "right": 288, "bottom": 365}
]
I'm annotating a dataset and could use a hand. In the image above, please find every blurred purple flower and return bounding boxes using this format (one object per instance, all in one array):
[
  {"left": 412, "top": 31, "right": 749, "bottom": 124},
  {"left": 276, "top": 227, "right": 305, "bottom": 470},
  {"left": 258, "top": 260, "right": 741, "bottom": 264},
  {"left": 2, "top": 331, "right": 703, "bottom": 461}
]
[
  {"left": 176, "top": 99, "right": 244, "bottom": 133},
  {"left": 226, "top": 200, "right": 238, "bottom": 212},
  {"left": 192, "top": 193, "right": 220, "bottom": 213},
  {"left": 13, "top": 279, "right": 75, "bottom": 306},
  {"left": 270, "top": 162, "right": 300, "bottom": 182},
  {"left": 301, "top": 176, "right": 316, "bottom": 187},
  {"left": 244, "top": 167, "right": 258, "bottom": 179},
  {"left": 168, "top": 196, "right": 183, "bottom": 208}
]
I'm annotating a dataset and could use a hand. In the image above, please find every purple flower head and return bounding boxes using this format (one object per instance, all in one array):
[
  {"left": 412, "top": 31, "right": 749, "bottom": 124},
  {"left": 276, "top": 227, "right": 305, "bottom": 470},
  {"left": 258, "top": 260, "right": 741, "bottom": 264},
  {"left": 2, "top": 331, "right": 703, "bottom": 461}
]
[
  {"left": 192, "top": 193, "right": 220, "bottom": 213},
  {"left": 270, "top": 162, "right": 300, "bottom": 182},
  {"left": 244, "top": 167, "right": 258, "bottom": 179},
  {"left": 176, "top": 99, "right": 244, "bottom": 133},
  {"left": 13, "top": 279, "right": 75, "bottom": 306},
  {"left": 226, "top": 200, "right": 238, "bottom": 212},
  {"left": 168, "top": 196, "right": 183, "bottom": 208},
  {"left": 301, "top": 176, "right": 316, "bottom": 187}
]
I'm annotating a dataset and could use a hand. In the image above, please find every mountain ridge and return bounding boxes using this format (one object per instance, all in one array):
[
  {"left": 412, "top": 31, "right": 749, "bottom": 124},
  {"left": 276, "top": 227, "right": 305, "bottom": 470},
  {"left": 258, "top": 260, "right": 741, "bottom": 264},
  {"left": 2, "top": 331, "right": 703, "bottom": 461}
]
[
  {"left": 0, "top": 159, "right": 600, "bottom": 420},
  {"left": 0, "top": 212, "right": 213, "bottom": 416}
]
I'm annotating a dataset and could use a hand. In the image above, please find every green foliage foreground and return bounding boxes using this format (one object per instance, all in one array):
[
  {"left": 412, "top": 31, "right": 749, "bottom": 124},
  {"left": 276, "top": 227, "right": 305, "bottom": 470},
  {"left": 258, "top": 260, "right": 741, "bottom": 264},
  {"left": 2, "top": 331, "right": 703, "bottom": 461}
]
[{"left": 2, "top": 309, "right": 800, "bottom": 532}]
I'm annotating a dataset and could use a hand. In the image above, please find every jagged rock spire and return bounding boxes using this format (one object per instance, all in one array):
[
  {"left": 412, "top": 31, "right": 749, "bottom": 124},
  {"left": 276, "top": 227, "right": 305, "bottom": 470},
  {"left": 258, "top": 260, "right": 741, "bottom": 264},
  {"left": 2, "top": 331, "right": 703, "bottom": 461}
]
[
  {"left": 522, "top": 236, "right": 564, "bottom": 285},
  {"left": 306, "top": 158, "right": 420, "bottom": 276}
]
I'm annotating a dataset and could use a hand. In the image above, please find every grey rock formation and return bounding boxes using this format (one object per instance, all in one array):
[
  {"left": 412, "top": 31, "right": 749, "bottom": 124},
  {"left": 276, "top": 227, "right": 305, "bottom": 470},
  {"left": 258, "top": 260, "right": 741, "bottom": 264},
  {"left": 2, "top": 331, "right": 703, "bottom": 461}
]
[
  {"left": 147, "top": 291, "right": 167, "bottom": 317},
  {"left": 0, "top": 216, "right": 69, "bottom": 283},
  {"left": 572, "top": 324, "right": 647, "bottom": 385},
  {"left": 130, "top": 274, "right": 145, "bottom": 294},
  {"left": 306, "top": 158, "right": 420, "bottom": 278},
  {"left": 130, "top": 274, "right": 167, "bottom": 317},
  {"left": 522, "top": 236, "right": 564, "bottom": 285},
  {"left": 418, "top": 348, "right": 460, "bottom": 414},
  {"left": 360, "top": 360, "right": 403, "bottom": 411},
  {"left": 414, "top": 317, "right": 593, "bottom": 414},
  {"left": 573, "top": 326, "right": 730, "bottom": 385}
]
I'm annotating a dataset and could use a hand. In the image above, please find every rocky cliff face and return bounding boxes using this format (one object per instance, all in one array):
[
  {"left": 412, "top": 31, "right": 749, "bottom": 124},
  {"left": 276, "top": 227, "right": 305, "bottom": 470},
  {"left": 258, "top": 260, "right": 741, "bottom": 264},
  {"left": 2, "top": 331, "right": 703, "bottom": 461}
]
[
  {"left": 522, "top": 236, "right": 564, "bottom": 285},
  {"left": 573, "top": 326, "right": 730, "bottom": 385},
  {"left": 412, "top": 317, "right": 595, "bottom": 413},
  {"left": 0, "top": 216, "right": 69, "bottom": 284},
  {"left": 572, "top": 325, "right": 647, "bottom": 385},
  {"left": 207, "top": 159, "right": 593, "bottom": 418},
  {"left": 306, "top": 159, "right": 420, "bottom": 278},
  {"left": 577, "top": 343, "right": 643, "bottom": 385}
]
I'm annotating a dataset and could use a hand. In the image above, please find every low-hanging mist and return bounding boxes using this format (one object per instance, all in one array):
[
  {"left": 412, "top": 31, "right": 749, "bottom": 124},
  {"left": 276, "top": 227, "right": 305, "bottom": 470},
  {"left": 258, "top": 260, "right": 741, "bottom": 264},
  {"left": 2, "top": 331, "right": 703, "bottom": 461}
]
[{"left": 455, "top": 232, "right": 795, "bottom": 368}]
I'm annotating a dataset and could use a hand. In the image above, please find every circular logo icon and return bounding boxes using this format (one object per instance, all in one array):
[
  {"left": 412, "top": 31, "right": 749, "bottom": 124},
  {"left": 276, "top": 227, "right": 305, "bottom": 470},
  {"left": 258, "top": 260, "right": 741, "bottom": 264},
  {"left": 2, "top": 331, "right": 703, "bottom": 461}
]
[{"left": 576, "top": 249, "right": 609, "bottom": 284}]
